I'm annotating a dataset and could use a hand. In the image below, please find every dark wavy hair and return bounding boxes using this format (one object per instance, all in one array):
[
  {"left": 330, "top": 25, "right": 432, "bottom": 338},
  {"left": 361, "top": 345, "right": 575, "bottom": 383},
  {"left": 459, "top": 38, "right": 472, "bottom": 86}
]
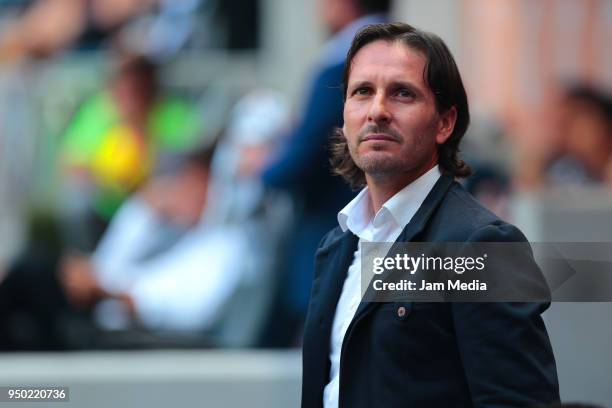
[{"left": 331, "top": 22, "right": 471, "bottom": 190}]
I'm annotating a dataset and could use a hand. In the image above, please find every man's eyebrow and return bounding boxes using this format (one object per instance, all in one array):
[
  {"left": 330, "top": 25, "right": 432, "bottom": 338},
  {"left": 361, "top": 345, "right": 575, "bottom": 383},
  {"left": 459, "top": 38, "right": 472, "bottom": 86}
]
[
  {"left": 347, "top": 79, "right": 426, "bottom": 96},
  {"left": 347, "top": 80, "right": 373, "bottom": 90}
]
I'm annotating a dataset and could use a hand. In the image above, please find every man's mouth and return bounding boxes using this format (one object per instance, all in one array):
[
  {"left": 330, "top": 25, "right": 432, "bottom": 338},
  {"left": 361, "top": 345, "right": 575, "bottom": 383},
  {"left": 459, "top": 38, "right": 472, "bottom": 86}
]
[{"left": 361, "top": 133, "right": 399, "bottom": 143}]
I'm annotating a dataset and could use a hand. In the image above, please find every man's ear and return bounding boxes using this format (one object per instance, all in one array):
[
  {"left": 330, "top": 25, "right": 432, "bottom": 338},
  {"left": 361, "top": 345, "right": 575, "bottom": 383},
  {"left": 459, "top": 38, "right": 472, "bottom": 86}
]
[
  {"left": 342, "top": 123, "right": 347, "bottom": 138},
  {"left": 435, "top": 106, "right": 457, "bottom": 145}
]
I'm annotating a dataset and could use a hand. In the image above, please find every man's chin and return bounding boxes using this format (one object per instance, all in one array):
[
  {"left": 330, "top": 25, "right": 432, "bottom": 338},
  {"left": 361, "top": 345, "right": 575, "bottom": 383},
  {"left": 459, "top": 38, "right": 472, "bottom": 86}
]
[{"left": 355, "top": 155, "right": 403, "bottom": 177}]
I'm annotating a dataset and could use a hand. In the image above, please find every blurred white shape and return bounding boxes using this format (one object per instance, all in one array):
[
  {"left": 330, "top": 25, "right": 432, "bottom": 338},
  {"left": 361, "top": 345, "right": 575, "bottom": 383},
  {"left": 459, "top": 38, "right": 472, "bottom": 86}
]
[{"left": 207, "top": 89, "right": 292, "bottom": 223}]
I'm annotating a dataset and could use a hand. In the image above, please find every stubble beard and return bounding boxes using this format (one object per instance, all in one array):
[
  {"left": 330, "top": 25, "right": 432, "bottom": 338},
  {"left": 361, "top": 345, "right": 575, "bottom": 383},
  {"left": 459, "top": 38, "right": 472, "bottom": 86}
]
[
  {"left": 347, "top": 121, "right": 439, "bottom": 181},
  {"left": 346, "top": 125, "right": 410, "bottom": 180},
  {"left": 350, "top": 146, "right": 405, "bottom": 180}
]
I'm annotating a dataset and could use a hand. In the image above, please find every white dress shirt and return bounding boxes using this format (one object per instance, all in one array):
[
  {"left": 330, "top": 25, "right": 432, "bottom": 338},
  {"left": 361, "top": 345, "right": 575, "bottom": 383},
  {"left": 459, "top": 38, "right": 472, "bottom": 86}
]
[
  {"left": 323, "top": 166, "right": 441, "bottom": 408},
  {"left": 92, "top": 197, "right": 249, "bottom": 331}
]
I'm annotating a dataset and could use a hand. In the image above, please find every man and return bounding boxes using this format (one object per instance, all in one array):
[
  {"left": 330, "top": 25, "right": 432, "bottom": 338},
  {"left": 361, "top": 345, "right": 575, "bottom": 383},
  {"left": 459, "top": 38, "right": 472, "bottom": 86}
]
[{"left": 301, "top": 23, "right": 559, "bottom": 407}]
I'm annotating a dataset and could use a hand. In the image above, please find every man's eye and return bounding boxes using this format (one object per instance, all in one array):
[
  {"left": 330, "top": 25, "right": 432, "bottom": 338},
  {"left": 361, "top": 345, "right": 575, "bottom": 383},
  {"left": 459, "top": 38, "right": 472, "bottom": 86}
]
[
  {"left": 396, "top": 89, "right": 415, "bottom": 98},
  {"left": 353, "top": 87, "right": 371, "bottom": 96}
]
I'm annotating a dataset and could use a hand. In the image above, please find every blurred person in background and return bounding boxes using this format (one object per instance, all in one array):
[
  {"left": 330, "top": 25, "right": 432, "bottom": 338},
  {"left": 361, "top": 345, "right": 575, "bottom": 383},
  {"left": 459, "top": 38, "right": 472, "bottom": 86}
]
[
  {"left": 0, "top": 150, "right": 215, "bottom": 349},
  {"left": 249, "top": 0, "right": 391, "bottom": 347},
  {"left": 59, "top": 54, "right": 203, "bottom": 250},
  {"left": 58, "top": 146, "right": 249, "bottom": 337},
  {"left": 0, "top": 88, "right": 293, "bottom": 350},
  {"left": 515, "top": 85, "right": 612, "bottom": 189},
  {"left": 61, "top": 89, "right": 294, "bottom": 342}
]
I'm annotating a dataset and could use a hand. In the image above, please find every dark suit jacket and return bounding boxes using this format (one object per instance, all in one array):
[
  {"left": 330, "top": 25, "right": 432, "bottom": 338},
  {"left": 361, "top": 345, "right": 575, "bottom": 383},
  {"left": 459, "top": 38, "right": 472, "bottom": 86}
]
[{"left": 301, "top": 174, "right": 560, "bottom": 408}]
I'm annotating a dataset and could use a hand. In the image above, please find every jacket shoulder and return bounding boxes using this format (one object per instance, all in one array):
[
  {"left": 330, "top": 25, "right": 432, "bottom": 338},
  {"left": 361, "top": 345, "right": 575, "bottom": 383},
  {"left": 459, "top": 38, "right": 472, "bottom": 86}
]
[{"left": 427, "top": 181, "right": 528, "bottom": 243}]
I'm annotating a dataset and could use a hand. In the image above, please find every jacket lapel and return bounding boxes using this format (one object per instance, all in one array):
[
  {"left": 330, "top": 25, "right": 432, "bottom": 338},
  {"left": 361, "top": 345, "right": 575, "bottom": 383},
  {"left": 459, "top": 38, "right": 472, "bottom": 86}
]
[
  {"left": 303, "top": 229, "right": 359, "bottom": 390},
  {"left": 313, "top": 230, "right": 360, "bottom": 333}
]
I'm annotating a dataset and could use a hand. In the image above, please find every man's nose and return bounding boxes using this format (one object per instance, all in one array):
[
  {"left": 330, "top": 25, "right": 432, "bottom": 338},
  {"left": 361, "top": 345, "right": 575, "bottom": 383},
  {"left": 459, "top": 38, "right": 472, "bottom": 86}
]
[{"left": 367, "top": 93, "right": 391, "bottom": 124}]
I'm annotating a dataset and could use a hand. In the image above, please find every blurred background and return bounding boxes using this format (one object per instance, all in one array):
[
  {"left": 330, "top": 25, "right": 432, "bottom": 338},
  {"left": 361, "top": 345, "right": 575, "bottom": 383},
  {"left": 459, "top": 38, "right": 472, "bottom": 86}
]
[{"left": 0, "top": 0, "right": 611, "bottom": 406}]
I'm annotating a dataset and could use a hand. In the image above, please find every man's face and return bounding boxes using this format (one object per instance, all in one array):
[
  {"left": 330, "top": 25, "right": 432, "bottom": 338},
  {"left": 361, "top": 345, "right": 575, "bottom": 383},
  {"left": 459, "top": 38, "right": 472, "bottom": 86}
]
[{"left": 343, "top": 40, "right": 456, "bottom": 182}]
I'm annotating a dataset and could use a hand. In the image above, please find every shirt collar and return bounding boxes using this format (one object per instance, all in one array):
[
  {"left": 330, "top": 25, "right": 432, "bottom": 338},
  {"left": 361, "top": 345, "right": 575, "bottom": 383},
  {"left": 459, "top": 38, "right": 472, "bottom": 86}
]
[
  {"left": 382, "top": 165, "right": 442, "bottom": 229},
  {"left": 338, "top": 186, "right": 370, "bottom": 234},
  {"left": 338, "top": 165, "right": 442, "bottom": 236}
]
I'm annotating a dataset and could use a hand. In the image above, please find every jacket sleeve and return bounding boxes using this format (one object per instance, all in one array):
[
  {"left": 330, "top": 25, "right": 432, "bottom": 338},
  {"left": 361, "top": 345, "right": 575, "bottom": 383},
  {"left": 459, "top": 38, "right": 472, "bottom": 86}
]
[{"left": 451, "top": 222, "right": 560, "bottom": 407}]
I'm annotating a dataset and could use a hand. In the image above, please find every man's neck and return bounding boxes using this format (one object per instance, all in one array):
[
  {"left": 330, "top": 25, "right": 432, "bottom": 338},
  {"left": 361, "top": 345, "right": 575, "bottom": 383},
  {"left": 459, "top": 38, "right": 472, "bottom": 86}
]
[{"left": 366, "top": 163, "right": 437, "bottom": 214}]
